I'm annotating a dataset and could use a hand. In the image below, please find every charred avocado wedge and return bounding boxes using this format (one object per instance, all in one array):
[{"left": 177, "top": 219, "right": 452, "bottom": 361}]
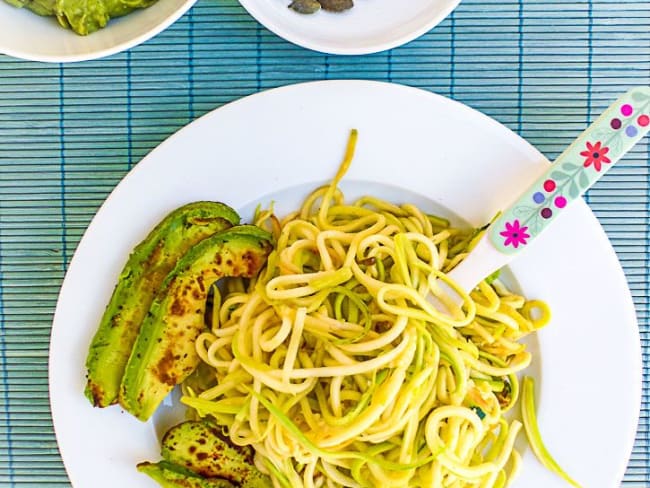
[
  {"left": 138, "top": 420, "right": 272, "bottom": 488},
  {"left": 120, "top": 225, "right": 273, "bottom": 421},
  {"left": 85, "top": 202, "right": 239, "bottom": 408},
  {"left": 137, "top": 460, "right": 236, "bottom": 488}
]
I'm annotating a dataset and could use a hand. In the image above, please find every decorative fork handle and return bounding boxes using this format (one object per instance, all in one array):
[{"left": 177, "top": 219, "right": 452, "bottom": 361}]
[{"left": 489, "top": 86, "right": 650, "bottom": 255}]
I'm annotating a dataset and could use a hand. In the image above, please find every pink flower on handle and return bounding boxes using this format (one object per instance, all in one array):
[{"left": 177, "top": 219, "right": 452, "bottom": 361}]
[
  {"left": 580, "top": 141, "right": 611, "bottom": 172},
  {"left": 500, "top": 220, "right": 530, "bottom": 248}
]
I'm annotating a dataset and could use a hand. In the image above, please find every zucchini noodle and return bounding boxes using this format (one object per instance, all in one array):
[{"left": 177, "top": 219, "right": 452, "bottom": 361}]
[{"left": 184, "top": 131, "right": 552, "bottom": 487}]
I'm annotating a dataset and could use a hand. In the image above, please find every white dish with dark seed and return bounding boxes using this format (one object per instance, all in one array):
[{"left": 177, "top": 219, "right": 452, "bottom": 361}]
[{"left": 238, "top": 0, "right": 462, "bottom": 54}]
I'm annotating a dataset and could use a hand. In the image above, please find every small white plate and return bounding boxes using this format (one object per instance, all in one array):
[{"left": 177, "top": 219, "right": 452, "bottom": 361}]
[
  {"left": 0, "top": 0, "right": 196, "bottom": 63},
  {"left": 238, "top": 0, "right": 461, "bottom": 54},
  {"left": 49, "top": 80, "right": 641, "bottom": 487}
]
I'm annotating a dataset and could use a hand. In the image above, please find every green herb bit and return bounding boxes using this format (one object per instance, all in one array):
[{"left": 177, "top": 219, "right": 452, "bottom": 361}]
[{"left": 471, "top": 405, "right": 486, "bottom": 420}]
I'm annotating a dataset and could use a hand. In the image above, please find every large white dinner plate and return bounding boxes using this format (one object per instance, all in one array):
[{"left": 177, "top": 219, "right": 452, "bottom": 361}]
[{"left": 49, "top": 80, "right": 641, "bottom": 487}]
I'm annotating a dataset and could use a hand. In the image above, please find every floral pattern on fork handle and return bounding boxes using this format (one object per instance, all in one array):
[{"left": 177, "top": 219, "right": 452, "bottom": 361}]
[{"left": 489, "top": 86, "right": 650, "bottom": 255}]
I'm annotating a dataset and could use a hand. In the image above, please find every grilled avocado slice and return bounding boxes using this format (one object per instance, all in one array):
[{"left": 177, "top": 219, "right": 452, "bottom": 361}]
[
  {"left": 137, "top": 460, "right": 236, "bottom": 488},
  {"left": 159, "top": 420, "right": 272, "bottom": 488},
  {"left": 119, "top": 225, "right": 273, "bottom": 421},
  {"left": 84, "top": 202, "right": 239, "bottom": 408}
]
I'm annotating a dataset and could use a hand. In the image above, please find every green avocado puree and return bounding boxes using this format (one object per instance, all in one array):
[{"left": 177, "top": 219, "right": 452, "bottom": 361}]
[{"left": 5, "top": 0, "right": 158, "bottom": 35}]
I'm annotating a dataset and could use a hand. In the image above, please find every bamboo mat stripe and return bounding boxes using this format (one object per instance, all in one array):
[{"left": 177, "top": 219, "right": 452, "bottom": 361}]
[{"left": 1, "top": 0, "right": 650, "bottom": 486}]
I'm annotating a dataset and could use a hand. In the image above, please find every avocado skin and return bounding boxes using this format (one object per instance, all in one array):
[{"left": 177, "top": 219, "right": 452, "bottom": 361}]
[
  {"left": 119, "top": 225, "right": 273, "bottom": 421},
  {"left": 84, "top": 202, "right": 239, "bottom": 408},
  {"left": 137, "top": 460, "right": 236, "bottom": 488},
  {"left": 160, "top": 420, "right": 272, "bottom": 488}
]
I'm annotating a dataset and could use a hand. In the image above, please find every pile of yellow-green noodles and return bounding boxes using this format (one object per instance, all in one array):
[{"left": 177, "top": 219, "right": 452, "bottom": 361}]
[{"left": 182, "top": 131, "right": 551, "bottom": 488}]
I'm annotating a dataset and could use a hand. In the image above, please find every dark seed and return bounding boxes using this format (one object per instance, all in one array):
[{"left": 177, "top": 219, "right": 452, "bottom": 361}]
[
  {"left": 289, "top": 0, "right": 321, "bottom": 14},
  {"left": 319, "top": 0, "right": 353, "bottom": 12}
]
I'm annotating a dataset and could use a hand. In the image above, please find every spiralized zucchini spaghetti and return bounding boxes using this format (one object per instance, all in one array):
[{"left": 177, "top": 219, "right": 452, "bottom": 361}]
[{"left": 182, "top": 130, "right": 551, "bottom": 488}]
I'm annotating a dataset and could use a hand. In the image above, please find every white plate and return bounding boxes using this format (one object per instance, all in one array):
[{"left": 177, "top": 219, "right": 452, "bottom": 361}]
[
  {"left": 238, "top": 0, "right": 461, "bottom": 55},
  {"left": 49, "top": 80, "right": 641, "bottom": 487},
  {"left": 0, "top": 0, "right": 196, "bottom": 63}
]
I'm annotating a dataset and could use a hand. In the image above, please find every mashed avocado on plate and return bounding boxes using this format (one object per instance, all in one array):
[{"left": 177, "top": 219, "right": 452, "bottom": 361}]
[{"left": 5, "top": 0, "right": 158, "bottom": 35}]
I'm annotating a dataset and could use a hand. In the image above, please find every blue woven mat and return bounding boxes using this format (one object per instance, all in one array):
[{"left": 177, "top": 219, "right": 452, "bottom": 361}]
[{"left": 1, "top": 0, "right": 649, "bottom": 486}]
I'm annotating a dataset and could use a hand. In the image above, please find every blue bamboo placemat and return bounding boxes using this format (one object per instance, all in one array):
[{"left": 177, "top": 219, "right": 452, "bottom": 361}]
[{"left": 1, "top": 0, "right": 649, "bottom": 486}]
